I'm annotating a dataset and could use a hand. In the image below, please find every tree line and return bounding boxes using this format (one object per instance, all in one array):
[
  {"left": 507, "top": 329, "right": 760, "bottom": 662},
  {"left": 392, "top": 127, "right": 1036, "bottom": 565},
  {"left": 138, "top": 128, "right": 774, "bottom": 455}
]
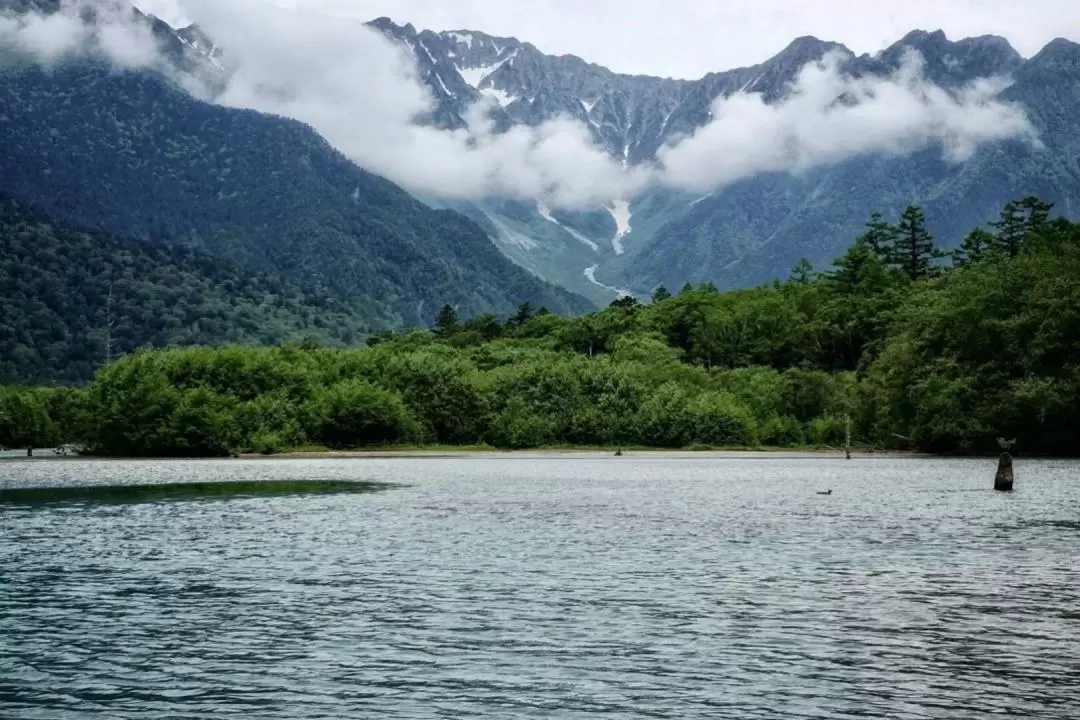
[{"left": 2, "top": 198, "right": 1077, "bottom": 456}]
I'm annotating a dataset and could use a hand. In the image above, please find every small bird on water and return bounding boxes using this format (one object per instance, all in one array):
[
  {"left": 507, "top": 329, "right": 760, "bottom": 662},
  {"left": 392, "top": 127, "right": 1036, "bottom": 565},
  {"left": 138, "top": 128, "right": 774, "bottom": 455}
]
[{"left": 817, "top": 489, "right": 833, "bottom": 496}]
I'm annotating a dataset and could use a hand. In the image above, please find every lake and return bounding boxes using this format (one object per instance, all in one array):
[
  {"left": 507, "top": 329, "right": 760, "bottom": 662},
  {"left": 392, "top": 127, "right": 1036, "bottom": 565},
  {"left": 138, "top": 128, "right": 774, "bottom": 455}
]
[{"left": 1, "top": 454, "right": 1078, "bottom": 718}]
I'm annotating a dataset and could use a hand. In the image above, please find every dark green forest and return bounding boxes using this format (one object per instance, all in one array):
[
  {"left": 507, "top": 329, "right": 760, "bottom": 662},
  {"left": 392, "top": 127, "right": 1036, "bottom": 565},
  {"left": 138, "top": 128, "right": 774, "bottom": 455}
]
[
  {"left": 4, "top": 198, "right": 1078, "bottom": 457},
  {"left": 0, "top": 61, "right": 590, "bottom": 326},
  {"left": 0, "top": 195, "right": 372, "bottom": 383}
]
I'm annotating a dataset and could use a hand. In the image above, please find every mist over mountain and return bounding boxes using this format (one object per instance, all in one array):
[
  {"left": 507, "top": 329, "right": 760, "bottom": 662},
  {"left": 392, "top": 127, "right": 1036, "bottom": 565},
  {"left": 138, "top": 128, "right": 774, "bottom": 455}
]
[
  {"left": 0, "top": 0, "right": 591, "bottom": 359},
  {"left": 360, "top": 18, "right": 1075, "bottom": 296},
  {"left": 3, "top": 0, "right": 1078, "bottom": 310}
]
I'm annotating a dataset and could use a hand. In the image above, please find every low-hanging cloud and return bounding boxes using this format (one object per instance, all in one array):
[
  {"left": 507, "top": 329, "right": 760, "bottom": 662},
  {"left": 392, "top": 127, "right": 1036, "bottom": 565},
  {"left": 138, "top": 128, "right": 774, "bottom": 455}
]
[
  {"left": 182, "top": 0, "right": 646, "bottom": 207},
  {"left": 657, "top": 51, "right": 1037, "bottom": 192},
  {"left": 2, "top": 0, "right": 1039, "bottom": 208},
  {"left": 0, "top": 0, "right": 159, "bottom": 68}
]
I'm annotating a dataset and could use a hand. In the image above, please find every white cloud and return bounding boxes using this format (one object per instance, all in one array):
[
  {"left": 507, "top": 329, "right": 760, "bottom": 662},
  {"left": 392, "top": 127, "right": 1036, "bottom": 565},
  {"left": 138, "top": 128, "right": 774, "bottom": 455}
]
[
  {"left": 185, "top": 0, "right": 645, "bottom": 207},
  {"left": 1, "top": 0, "right": 1040, "bottom": 209},
  {"left": 0, "top": 0, "right": 159, "bottom": 68},
  {"left": 656, "top": 51, "right": 1037, "bottom": 192},
  {"left": 182, "top": 1, "right": 1034, "bottom": 206},
  {"left": 166, "top": 0, "right": 1080, "bottom": 80}
]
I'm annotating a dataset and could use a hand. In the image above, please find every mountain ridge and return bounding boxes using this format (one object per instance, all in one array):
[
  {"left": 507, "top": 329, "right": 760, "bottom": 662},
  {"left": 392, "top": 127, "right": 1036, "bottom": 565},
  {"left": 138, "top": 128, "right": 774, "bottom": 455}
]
[
  {"left": 6, "top": 0, "right": 1080, "bottom": 303},
  {"left": 361, "top": 16, "right": 1077, "bottom": 295},
  {"left": 0, "top": 0, "right": 594, "bottom": 363}
]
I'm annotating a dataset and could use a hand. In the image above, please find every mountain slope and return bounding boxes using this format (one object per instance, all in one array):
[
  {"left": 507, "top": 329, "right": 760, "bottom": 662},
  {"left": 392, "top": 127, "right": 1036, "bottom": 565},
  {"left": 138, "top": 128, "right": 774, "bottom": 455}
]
[
  {"left": 0, "top": 195, "right": 374, "bottom": 383},
  {"left": 373, "top": 18, "right": 1078, "bottom": 293},
  {"left": 0, "top": 34, "right": 591, "bottom": 327},
  {"left": 5, "top": 2, "right": 1077, "bottom": 306},
  {"left": 606, "top": 35, "right": 1080, "bottom": 292}
]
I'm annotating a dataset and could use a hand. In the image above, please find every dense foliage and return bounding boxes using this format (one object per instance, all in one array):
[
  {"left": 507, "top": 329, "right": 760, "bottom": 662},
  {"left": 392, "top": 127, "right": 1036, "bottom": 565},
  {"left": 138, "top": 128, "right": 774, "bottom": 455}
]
[
  {"left": 5, "top": 199, "right": 1077, "bottom": 456},
  {"left": 0, "top": 196, "right": 372, "bottom": 383},
  {"left": 0, "top": 60, "right": 590, "bottom": 327}
]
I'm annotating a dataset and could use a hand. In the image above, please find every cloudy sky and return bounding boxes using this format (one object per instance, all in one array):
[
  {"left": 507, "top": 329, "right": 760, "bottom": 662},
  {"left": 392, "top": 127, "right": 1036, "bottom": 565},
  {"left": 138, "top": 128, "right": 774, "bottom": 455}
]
[
  {"left": 138, "top": 0, "right": 1080, "bottom": 78},
  {"left": 6, "top": 0, "right": 1035, "bottom": 205}
]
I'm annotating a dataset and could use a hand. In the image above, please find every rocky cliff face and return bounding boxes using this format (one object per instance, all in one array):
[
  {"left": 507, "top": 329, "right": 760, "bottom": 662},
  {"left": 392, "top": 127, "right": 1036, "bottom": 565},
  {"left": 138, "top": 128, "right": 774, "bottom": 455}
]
[{"left": 371, "top": 18, "right": 1072, "bottom": 297}]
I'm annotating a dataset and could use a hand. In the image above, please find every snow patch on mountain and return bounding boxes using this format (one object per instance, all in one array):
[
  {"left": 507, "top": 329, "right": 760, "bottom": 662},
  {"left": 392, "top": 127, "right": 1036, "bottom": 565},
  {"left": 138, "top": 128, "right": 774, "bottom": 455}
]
[
  {"left": 585, "top": 265, "right": 631, "bottom": 297},
  {"left": 488, "top": 215, "right": 538, "bottom": 251},
  {"left": 457, "top": 51, "right": 517, "bottom": 89},
  {"left": 538, "top": 202, "right": 601, "bottom": 252},
  {"left": 416, "top": 40, "right": 437, "bottom": 65},
  {"left": 483, "top": 87, "right": 517, "bottom": 107},
  {"left": 447, "top": 32, "right": 474, "bottom": 50},
  {"left": 537, "top": 201, "right": 556, "bottom": 223},
  {"left": 432, "top": 71, "right": 452, "bottom": 97},
  {"left": 740, "top": 74, "right": 765, "bottom": 92},
  {"left": 607, "top": 200, "right": 632, "bottom": 255}
]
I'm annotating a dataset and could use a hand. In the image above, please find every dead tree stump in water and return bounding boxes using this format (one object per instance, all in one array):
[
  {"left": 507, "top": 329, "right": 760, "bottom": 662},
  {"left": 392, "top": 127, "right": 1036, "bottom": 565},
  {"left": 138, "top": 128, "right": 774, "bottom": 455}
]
[
  {"left": 995, "top": 438, "right": 1016, "bottom": 492},
  {"left": 995, "top": 453, "right": 1015, "bottom": 492}
]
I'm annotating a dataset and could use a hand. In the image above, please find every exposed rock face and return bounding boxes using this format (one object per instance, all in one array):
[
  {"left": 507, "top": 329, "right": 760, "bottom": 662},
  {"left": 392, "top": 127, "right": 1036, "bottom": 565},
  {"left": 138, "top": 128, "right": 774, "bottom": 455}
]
[{"left": 371, "top": 18, "right": 1078, "bottom": 298}]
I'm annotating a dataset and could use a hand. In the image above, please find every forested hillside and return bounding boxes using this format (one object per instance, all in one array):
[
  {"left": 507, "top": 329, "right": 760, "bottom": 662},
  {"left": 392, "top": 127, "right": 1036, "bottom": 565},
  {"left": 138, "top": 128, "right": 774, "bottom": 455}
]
[
  {"left": 0, "top": 60, "right": 591, "bottom": 328},
  {"left": 0, "top": 195, "right": 374, "bottom": 383},
  {"left": 6, "top": 198, "right": 1078, "bottom": 456}
]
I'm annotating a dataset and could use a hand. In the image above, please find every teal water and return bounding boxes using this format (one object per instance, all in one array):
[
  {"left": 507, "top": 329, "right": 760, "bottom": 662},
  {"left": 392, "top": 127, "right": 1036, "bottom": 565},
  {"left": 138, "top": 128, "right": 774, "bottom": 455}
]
[{"left": 2, "top": 455, "right": 1079, "bottom": 718}]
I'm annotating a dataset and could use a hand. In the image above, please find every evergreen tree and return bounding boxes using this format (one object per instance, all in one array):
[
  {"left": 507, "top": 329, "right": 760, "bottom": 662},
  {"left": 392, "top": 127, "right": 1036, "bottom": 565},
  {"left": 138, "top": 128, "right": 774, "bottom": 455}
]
[
  {"left": 509, "top": 301, "right": 534, "bottom": 328},
  {"left": 990, "top": 201, "right": 1027, "bottom": 258},
  {"left": 1019, "top": 196, "right": 1053, "bottom": 232},
  {"left": 465, "top": 313, "right": 504, "bottom": 341},
  {"left": 610, "top": 296, "right": 641, "bottom": 310},
  {"left": 890, "top": 206, "right": 943, "bottom": 280},
  {"left": 651, "top": 285, "right": 672, "bottom": 303},
  {"left": 988, "top": 197, "right": 1054, "bottom": 258},
  {"left": 788, "top": 259, "right": 816, "bottom": 285},
  {"left": 827, "top": 238, "right": 879, "bottom": 289},
  {"left": 953, "top": 228, "right": 997, "bottom": 266},
  {"left": 860, "top": 212, "right": 899, "bottom": 260},
  {"left": 434, "top": 304, "right": 459, "bottom": 335}
]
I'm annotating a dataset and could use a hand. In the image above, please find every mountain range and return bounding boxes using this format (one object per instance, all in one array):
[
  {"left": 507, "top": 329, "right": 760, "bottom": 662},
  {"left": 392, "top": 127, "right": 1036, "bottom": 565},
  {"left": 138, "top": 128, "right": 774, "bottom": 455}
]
[
  {"left": 370, "top": 19, "right": 1080, "bottom": 297},
  {"left": 2, "top": 0, "right": 1080, "bottom": 381},
  {"left": 0, "top": 0, "right": 591, "bottom": 382}
]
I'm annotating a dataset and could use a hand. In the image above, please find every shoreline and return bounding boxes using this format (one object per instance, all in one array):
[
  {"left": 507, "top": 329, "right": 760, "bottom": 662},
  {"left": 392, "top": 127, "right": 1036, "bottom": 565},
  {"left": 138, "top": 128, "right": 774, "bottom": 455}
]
[{"left": 239, "top": 447, "right": 917, "bottom": 460}]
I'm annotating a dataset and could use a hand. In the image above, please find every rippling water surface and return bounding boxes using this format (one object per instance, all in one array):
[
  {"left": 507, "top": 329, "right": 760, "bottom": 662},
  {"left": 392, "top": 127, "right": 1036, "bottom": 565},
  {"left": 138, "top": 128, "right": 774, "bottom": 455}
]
[{"left": 2, "top": 454, "right": 1079, "bottom": 719}]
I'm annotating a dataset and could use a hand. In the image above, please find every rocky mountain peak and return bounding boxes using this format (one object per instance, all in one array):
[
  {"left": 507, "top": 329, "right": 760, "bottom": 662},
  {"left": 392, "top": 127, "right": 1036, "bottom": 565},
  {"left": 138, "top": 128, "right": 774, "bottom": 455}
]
[
  {"left": 895, "top": 29, "right": 950, "bottom": 48},
  {"left": 369, "top": 16, "right": 417, "bottom": 38},
  {"left": 879, "top": 29, "right": 1022, "bottom": 84},
  {"left": 1028, "top": 37, "right": 1080, "bottom": 70},
  {"left": 770, "top": 35, "right": 850, "bottom": 66}
]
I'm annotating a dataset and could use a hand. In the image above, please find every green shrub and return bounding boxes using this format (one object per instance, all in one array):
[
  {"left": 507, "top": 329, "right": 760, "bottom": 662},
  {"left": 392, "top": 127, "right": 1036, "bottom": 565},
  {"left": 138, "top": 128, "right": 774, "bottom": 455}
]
[{"left": 310, "top": 380, "right": 419, "bottom": 449}]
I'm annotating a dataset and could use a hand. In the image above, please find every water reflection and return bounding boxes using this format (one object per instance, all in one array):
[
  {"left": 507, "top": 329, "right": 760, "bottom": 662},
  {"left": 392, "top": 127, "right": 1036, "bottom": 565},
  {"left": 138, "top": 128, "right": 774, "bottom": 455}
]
[{"left": 0, "top": 480, "right": 386, "bottom": 505}]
